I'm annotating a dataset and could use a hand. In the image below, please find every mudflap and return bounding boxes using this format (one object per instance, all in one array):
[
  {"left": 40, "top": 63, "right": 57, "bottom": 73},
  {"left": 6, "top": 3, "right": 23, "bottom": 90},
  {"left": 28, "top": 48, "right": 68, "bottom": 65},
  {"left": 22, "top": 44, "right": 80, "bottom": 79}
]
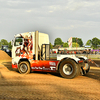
[
  {"left": 78, "top": 60, "right": 90, "bottom": 76},
  {"left": 80, "top": 62, "right": 90, "bottom": 76},
  {"left": 80, "top": 67, "right": 86, "bottom": 76}
]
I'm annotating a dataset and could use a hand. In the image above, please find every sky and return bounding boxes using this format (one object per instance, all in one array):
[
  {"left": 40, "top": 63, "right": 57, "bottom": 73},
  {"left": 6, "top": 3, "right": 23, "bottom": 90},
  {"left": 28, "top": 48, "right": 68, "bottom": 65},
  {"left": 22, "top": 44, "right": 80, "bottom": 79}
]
[{"left": 0, "top": 0, "right": 100, "bottom": 45}]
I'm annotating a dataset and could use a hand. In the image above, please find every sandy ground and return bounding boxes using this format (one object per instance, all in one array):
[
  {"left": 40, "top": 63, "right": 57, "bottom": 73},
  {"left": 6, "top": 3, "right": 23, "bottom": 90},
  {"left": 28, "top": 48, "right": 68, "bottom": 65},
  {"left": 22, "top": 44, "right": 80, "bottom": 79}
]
[{"left": 0, "top": 60, "right": 100, "bottom": 100}]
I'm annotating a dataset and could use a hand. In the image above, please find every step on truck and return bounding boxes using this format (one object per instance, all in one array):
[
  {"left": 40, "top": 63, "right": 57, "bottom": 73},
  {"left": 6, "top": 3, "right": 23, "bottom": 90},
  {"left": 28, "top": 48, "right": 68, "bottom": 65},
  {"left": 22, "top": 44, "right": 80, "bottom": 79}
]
[{"left": 12, "top": 31, "right": 90, "bottom": 79}]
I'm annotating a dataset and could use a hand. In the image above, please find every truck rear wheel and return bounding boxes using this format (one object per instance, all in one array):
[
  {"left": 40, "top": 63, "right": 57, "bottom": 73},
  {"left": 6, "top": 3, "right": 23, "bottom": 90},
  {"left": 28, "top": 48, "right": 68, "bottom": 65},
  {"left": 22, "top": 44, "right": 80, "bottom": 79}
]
[
  {"left": 59, "top": 59, "right": 80, "bottom": 79},
  {"left": 18, "top": 61, "right": 30, "bottom": 74}
]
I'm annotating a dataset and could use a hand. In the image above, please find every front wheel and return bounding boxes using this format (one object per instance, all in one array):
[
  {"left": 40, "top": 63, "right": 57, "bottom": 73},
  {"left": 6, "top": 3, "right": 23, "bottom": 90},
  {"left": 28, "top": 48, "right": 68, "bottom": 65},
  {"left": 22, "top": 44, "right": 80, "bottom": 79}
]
[
  {"left": 18, "top": 61, "right": 30, "bottom": 74},
  {"left": 59, "top": 59, "right": 80, "bottom": 79}
]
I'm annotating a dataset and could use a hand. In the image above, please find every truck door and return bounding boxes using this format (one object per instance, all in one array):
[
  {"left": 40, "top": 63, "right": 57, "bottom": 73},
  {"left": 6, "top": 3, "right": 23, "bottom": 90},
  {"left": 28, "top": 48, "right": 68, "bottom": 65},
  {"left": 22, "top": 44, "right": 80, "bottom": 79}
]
[{"left": 12, "top": 37, "right": 23, "bottom": 58}]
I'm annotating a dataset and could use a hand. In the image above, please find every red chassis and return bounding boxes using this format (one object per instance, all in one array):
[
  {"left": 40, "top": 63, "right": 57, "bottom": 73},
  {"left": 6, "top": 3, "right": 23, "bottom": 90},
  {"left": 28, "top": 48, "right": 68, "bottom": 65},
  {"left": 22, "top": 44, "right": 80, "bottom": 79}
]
[{"left": 12, "top": 60, "right": 59, "bottom": 72}]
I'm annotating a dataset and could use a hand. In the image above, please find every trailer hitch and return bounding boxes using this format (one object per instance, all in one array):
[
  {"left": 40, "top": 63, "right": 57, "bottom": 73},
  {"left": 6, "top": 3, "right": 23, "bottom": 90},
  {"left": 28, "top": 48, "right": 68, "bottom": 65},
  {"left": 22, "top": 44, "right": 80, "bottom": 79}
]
[{"left": 88, "top": 59, "right": 100, "bottom": 67}]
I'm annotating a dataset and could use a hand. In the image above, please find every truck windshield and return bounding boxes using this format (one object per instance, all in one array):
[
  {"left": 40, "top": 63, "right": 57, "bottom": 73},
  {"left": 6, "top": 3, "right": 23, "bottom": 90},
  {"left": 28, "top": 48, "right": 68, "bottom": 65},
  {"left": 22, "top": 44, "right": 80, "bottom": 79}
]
[{"left": 14, "top": 37, "right": 23, "bottom": 46}]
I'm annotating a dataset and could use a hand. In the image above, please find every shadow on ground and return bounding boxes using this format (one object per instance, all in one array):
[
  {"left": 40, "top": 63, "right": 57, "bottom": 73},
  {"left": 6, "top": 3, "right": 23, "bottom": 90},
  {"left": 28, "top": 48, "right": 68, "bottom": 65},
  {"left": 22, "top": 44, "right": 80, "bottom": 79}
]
[{"left": 84, "top": 67, "right": 100, "bottom": 81}]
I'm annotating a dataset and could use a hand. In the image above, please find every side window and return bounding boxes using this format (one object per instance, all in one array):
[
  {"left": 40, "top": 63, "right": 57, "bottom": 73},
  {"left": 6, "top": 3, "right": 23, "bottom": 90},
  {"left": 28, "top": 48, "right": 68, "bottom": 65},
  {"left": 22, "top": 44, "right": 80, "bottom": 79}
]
[{"left": 14, "top": 37, "right": 23, "bottom": 46}]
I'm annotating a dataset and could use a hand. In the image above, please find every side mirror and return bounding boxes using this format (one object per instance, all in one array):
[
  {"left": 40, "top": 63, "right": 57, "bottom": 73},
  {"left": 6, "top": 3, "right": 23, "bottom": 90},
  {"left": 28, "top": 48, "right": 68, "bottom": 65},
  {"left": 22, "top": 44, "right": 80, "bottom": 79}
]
[{"left": 11, "top": 40, "right": 13, "bottom": 46}]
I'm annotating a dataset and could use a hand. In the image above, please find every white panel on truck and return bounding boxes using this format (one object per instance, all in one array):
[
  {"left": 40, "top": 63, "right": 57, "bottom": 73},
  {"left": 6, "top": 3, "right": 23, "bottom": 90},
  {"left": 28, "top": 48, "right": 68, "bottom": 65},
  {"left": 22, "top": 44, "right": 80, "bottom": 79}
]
[
  {"left": 39, "top": 33, "right": 49, "bottom": 48},
  {"left": 32, "top": 32, "right": 49, "bottom": 54}
]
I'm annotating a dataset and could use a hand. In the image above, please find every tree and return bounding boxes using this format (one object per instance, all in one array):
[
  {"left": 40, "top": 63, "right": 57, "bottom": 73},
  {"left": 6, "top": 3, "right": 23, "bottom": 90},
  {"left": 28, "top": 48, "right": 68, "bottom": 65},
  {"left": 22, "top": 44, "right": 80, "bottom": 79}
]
[
  {"left": 0, "top": 39, "right": 8, "bottom": 45},
  {"left": 72, "top": 42, "right": 79, "bottom": 47},
  {"left": 72, "top": 37, "right": 83, "bottom": 47},
  {"left": 78, "top": 38, "right": 83, "bottom": 47},
  {"left": 86, "top": 40, "right": 92, "bottom": 46},
  {"left": 50, "top": 42, "right": 53, "bottom": 49},
  {"left": 91, "top": 37, "right": 100, "bottom": 49},
  {"left": 8, "top": 41, "right": 12, "bottom": 49},
  {"left": 54, "top": 38, "right": 63, "bottom": 46},
  {"left": 63, "top": 42, "right": 69, "bottom": 47},
  {"left": 72, "top": 37, "right": 76, "bottom": 42}
]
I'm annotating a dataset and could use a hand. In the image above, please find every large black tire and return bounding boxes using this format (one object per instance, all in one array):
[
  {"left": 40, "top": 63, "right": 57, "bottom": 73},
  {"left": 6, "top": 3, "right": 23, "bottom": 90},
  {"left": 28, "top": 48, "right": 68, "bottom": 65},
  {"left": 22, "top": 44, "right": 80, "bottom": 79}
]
[
  {"left": 18, "top": 61, "right": 30, "bottom": 74},
  {"left": 59, "top": 59, "right": 80, "bottom": 79}
]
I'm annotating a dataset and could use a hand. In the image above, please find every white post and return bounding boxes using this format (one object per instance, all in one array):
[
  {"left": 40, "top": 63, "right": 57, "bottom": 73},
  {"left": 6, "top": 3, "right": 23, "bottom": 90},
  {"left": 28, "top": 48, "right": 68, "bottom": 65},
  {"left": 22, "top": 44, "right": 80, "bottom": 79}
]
[{"left": 35, "top": 31, "right": 39, "bottom": 60}]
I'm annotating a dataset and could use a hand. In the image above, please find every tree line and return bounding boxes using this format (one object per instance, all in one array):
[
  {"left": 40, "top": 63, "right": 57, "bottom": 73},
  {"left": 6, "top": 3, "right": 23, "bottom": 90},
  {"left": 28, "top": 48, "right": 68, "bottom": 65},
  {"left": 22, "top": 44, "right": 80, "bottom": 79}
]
[
  {"left": 50, "top": 37, "right": 100, "bottom": 49},
  {"left": 0, "top": 37, "right": 100, "bottom": 49}
]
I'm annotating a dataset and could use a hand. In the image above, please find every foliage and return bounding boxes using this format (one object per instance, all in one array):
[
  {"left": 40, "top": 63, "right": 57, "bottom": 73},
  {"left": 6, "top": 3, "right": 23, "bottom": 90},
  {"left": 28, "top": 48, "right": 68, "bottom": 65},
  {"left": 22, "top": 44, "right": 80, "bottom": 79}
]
[
  {"left": 72, "top": 42, "right": 79, "bottom": 47},
  {"left": 72, "top": 37, "right": 76, "bottom": 42},
  {"left": 72, "top": 37, "right": 83, "bottom": 47},
  {"left": 8, "top": 41, "right": 12, "bottom": 49},
  {"left": 0, "top": 39, "right": 8, "bottom": 45},
  {"left": 86, "top": 37, "right": 100, "bottom": 49},
  {"left": 50, "top": 42, "right": 53, "bottom": 49},
  {"left": 0, "top": 39, "right": 12, "bottom": 49},
  {"left": 91, "top": 37, "right": 100, "bottom": 49},
  {"left": 86, "top": 40, "right": 92, "bottom": 46},
  {"left": 63, "top": 42, "right": 69, "bottom": 47},
  {"left": 54, "top": 38, "right": 63, "bottom": 46},
  {"left": 78, "top": 38, "right": 83, "bottom": 47}
]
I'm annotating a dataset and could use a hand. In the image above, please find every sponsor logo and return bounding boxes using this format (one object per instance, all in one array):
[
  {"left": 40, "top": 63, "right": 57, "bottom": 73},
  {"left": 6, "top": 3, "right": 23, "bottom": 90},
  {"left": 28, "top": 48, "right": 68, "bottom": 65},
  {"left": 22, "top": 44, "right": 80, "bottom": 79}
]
[
  {"left": 49, "top": 62, "right": 56, "bottom": 66},
  {"left": 31, "top": 66, "right": 56, "bottom": 71},
  {"left": 50, "top": 66, "right": 56, "bottom": 70}
]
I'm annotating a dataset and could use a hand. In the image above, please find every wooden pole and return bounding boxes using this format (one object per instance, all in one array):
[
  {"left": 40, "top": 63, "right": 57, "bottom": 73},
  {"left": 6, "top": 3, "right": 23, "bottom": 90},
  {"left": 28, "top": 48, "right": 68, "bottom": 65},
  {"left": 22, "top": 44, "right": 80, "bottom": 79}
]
[{"left": 35, "top": 31, "right": 39, "bottom": 60}]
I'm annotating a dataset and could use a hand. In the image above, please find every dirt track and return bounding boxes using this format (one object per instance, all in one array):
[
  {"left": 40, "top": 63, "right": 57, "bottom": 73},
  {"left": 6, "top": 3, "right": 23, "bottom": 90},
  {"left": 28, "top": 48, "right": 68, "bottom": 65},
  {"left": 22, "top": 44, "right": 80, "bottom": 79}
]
[{"left": 0, "top": 59, "right": 100, "bottom": 100}]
